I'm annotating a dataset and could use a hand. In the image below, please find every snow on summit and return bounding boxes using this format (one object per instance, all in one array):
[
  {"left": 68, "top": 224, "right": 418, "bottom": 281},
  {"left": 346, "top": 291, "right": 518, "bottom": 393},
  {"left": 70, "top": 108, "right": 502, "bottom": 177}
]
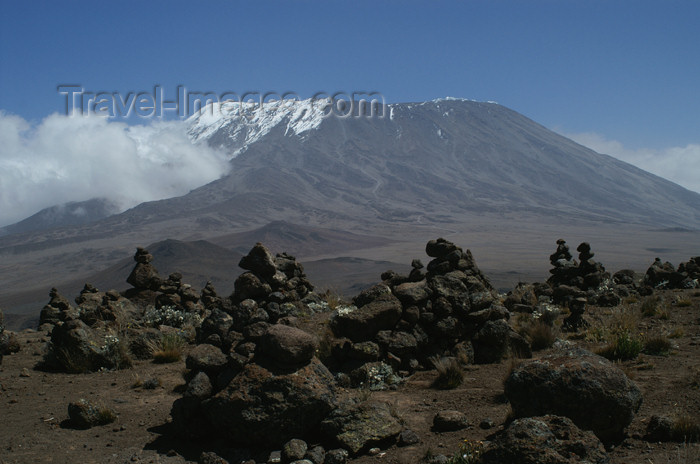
[{"left": 187, "top": 98, "right": 329, "bottom": 157}]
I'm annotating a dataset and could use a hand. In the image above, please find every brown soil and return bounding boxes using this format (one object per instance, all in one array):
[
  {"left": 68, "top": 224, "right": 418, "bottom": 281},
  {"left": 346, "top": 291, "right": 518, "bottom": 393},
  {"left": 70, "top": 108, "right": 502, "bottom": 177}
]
[{"left": 1, "top": 289, "right": 699, "bottom": 464}]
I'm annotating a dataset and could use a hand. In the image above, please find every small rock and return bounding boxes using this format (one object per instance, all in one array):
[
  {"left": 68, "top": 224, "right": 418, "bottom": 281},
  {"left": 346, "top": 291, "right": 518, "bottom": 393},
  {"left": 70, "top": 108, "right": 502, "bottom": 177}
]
[
  {"left": 324, "top": 449, "right": 349, "bottom": 464},
  {"left": 304, "top": 446, "right": 325, "bottom": 464},
  {"left": 19, "top": 368, "right": 31, "bottom": 378},
  {"left": 433, "top": 410, "right": 469, "bottom": 432},
  {"left": 282, "top": 438, "right": 308, "bottom": 462},
  {"left": 398, "top": 429, "right": 420, "bottom": 446},
  {"left": 199, "top": 451, "right": 229, "bottom": 464},
  {"left": 480, "top": 418, "right": 495, "bottom": 429},
  {"left": 268, "top": 450, "right": 282, "bottom": 464}
]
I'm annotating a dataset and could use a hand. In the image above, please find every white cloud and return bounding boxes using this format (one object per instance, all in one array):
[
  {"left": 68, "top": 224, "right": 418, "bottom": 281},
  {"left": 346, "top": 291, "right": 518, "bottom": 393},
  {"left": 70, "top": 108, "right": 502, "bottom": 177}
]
[
  {"left": 0, "top": 112, "right": 231, "bottom": 227},
  {"left": 561, "top": 131, "right": 700, "bottom": 194}
]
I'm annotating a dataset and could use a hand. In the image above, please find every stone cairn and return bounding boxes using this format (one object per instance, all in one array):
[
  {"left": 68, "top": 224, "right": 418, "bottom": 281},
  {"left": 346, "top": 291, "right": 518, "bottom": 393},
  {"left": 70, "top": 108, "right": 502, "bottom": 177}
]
[
  {"left": 644, "top": 256, "right": 700, "bottom": 289},
  {"left": 546, "top": 240, "right": 620, "bottom": 307},
  {"left": 328, "top": 237, "right": 531, "bottom": 381},
  {"left": 171, "top": 242, "right": 338, "bottom": 449}
]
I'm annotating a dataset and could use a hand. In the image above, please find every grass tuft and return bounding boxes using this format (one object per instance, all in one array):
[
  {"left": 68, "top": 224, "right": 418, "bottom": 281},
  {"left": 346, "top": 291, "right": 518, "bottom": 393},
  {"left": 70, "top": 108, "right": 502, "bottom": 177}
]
[
  {"left": 523, "top": 320, "right": 557, "bottom": 351},
  {"left": 640, "top": 295, "right": 661, "bottom": 317},
  {"left": 672, "top": 413, "right": 700, "bottom": 442},
  {"left": 643, "top": 335, "right": 672, "bottom": 356},
  {"left": 430, "top": 356, "right": 464, "bottom": 390},
  {"left": 150, "top": 333, "right": 186, "bottom": 363}
]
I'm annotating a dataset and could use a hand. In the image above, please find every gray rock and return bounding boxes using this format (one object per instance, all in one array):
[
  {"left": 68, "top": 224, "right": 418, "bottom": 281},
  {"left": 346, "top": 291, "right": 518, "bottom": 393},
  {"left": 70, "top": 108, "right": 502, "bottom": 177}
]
[
  {"left": 186, "top": 344, "right": 228, "bottom": 374},
  {"left": 185, "top": 372, "right": 213, "bottom": 399},
  {"left": 321, "top": 401, "right": 402, "bottom": 455},
  {"left": 304, "top": 446, "right": 325, "bottom": 464},
  {"left": 258, "top": 324, "right": 318, "bottom": 366},
  {"left": 282, "top": 438, "right": 308, "bottom": 462},
  {"left": 332, "top": 291, "right": 402, "bottom": 342},
  {"left": 481, "top": 415, "right": 609, "bottom": 464},
  {"left": 324, "top": 449, "right": 348, "bottom": 464},
  {"left": 67, "top": 398, "right": 116, "bottom": 429},
  {"left": 393, "top": 280, "right": 430, "bottom": 306}
]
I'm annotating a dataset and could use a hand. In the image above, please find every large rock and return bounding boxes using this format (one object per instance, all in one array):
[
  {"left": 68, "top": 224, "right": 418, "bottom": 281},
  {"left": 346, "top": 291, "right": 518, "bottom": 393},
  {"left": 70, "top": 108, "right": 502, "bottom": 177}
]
[
  {"left": 44, "top": 320, "right": 107, "bottom": 372},
  {"left": 332, "top": 288, "right": 402, "bottom": 341},
  {"left": 257, "top": 323, "right": 319, "bottom": 366},
  {"left": 126, "top": 248, "right": 162, "bottom": 291},
  {"left": 186, "top": 344, "right": 228, "bottom": 375},
  {"left": 67, "top": 398, "right": 116, "bottom": 429},
  {"left": 481, "top": 415, "right": 609, "bottom": 464},
  {"left": 239, "top": 242, "right": 277, "bottom": 280},
  {"left": 321, "top": 401, "right": 403, "bottom": 455},
  {"left": 393, "top": 280, "right": 431, "bottom": 306},
  {"left": 200, "top": 357, "right": 336, "bottom": 447},
  {"left": 504, "top": 345, "right": 642, "bottom": 444}
]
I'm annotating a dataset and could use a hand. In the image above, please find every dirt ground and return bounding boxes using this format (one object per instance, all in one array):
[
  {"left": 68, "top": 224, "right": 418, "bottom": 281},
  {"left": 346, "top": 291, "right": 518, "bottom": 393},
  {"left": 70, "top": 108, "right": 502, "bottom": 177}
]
[{"left": 1, "top": 289, "right": 699, "bottom": 464}]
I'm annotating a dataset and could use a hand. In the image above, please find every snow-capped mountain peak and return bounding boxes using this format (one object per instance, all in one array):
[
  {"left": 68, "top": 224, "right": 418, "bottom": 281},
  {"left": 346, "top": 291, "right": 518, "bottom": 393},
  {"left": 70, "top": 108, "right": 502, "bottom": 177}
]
[{"left": 187, "top": 98, "right": 330, "bottom": 157}]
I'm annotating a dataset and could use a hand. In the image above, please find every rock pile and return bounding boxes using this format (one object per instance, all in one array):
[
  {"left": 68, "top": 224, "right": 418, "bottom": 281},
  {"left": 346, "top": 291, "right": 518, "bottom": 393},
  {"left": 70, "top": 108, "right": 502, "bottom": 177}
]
[
  {"left": 546, "top": 240, "right": 622, "bottom": 306},
  {"left": 328, "top": 238, "right": 531, "bottom": 381},
  {"left": 171, "top": 243, "right": 339, "bottom": 448},
  {"left": 644, "top": 256, "right": 700, "bottom": 289},
  {"left": 481, "top": 415, "right": 610, "bottom": 464},
  {"left": 39, "top": 247, "right": 206, "bottom": 373}
]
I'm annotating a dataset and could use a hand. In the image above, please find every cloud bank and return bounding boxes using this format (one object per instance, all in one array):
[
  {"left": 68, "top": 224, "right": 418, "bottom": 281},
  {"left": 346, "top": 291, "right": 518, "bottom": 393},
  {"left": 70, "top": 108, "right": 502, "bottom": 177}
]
[
  {"left": 0, "top": 112, "right": 230, "bottom": 227},
  {"left": 562, "top": 131, "right": 700, "bottom": 194}
]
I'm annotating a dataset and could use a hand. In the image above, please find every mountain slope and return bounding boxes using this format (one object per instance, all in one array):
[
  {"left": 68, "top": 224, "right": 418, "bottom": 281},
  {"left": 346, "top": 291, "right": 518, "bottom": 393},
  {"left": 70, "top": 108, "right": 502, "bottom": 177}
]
[{"left": 0, "top": 198, "right": 120, "bottom": 236}]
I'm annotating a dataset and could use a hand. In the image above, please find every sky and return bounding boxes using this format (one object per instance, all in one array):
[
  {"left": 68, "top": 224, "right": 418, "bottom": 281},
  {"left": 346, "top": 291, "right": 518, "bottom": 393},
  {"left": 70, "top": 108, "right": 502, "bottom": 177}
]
[{"left": 0, "top": 0, "right": 699, "bottom": 226}]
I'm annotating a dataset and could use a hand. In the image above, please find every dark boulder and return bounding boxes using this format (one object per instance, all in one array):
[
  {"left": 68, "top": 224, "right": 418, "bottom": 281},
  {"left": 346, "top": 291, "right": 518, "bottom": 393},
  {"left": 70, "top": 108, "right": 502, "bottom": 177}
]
[
  {"left": 200, "top": 357, "right": 336, "bottom": 447},
  {"left": 504, "top": 345, "right": 642, "bottom": 445},
  {"left": 332, "top": 289, "right": 402, "bottom": 342},
  {"left": 257, "top": 324, "right": 319, "bottom": 367},
  {"left": 239, "top": 242, "right": 277, "bottom": 280}
]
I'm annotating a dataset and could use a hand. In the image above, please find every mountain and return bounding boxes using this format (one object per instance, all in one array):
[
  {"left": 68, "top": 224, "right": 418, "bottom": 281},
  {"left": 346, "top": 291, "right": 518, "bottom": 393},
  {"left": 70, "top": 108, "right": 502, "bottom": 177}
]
[
  {"left": 0, "top": 198, "right": 120, "bottom": 236},
  {"left": 183, "top": 97, "right": 700, "bottom": 228},
  {"left": 2, "top": 98, "right": 699, "bottom": 325}
]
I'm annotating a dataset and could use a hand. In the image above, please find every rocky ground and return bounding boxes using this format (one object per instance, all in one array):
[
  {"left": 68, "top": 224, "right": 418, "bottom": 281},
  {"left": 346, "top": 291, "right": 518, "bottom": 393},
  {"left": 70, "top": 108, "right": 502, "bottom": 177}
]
[
  {"left": 0, "top": 288, "right": 698, "bottom": 464},
  {"left": 1, "top": 240, "right": 699, "bottom": 464}
]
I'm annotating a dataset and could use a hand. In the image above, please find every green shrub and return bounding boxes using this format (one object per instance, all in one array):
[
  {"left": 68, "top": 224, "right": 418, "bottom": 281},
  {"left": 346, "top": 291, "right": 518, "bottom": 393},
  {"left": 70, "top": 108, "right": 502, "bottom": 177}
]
[{"left": 597, "top": 331, "right": 643, "bottom": 361}]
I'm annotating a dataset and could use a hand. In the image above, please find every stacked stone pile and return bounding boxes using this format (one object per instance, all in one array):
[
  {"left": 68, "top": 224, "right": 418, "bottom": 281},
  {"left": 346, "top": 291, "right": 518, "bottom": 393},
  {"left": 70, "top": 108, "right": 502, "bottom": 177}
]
[
  {"left": 546, "top": 240, "right": 624, "bottom": 306},
  {"left": 644, "top": 256, "right": 700, "bottom": 289},
  {"left": 328, "top": 238, "right": 531, "bottom": 378}
]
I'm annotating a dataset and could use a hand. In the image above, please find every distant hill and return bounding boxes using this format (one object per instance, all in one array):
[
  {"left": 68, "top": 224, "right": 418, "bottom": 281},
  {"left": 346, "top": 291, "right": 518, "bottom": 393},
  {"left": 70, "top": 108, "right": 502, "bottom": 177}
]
[{"left": 0, "top": 198, "right": 120, "bottom": 236}]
